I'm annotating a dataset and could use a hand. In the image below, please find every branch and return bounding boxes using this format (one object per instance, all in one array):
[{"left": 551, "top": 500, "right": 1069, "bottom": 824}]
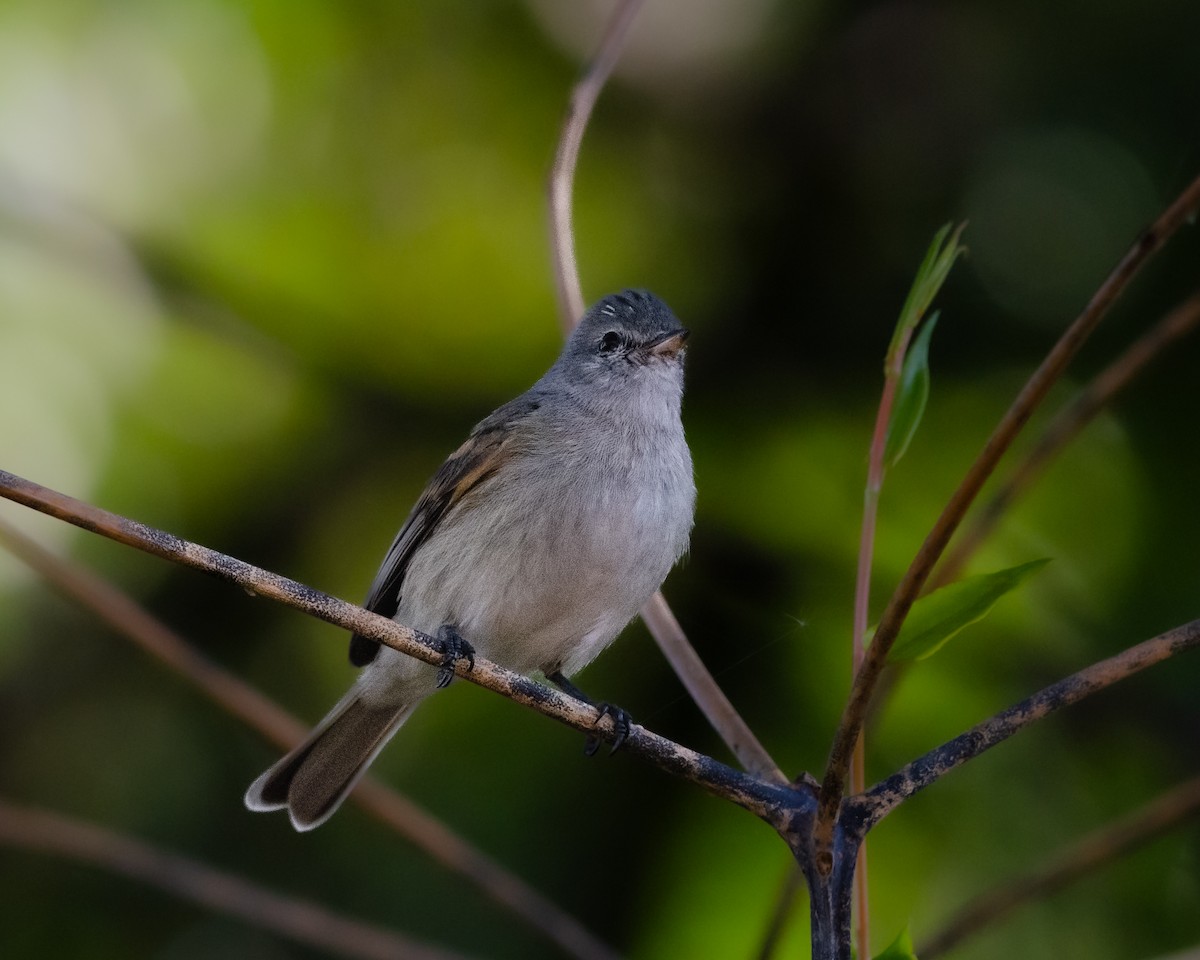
[
  {"left": 816, "top": 171, "right": 1200, "bottom": 835},
  {"left": 548, "top": 0, "right": 646, "bottom": 330},
  {"left": 0, "top": 517, "right": 619, "bottom": 960},
  {"left": 919, "top": 774, "right": 1200, "bottom": 957},
  {"left": 0, "top": 468, "right": 801, "bottom": 826},
  {"left": 933, "top": 288, "right": 1200, "bottom": 588},
  {"left": 0, "top": 798, "right": 474, "bottom": 960},
  {"left": 853, "top": 618, "right": 1200, "bottom": 829}
]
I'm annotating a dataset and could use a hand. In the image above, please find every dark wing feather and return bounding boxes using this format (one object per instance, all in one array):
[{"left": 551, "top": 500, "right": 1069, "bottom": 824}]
[{"left": 348, "top": 394, "right": 540, "bottom": 665}]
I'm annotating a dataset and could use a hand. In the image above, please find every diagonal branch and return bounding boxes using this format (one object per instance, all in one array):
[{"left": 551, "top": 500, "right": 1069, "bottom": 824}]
[
  {"left": 852, "top": 618, "right": 1200, "bottom": 830},
  {"left": 933, "top": 288, "right": 1200, "bottom": 588},
  {"left": 546, "top": 0, "right": 784, "bottom": 785},
  {"left": 0, "top": 468, "right": 801, "bottom": 827},
  {"left": 0, "top": 798, "right": 476, "bottom": 960},
  {"left": 919, "top": 773, "right": 1200, "bottom": 957},
  {"left": 0, "top": 517, "right": 619, "bottom": 960},
  {"left": 816, "top": 172, "right": 1200, "bottom": 837}
]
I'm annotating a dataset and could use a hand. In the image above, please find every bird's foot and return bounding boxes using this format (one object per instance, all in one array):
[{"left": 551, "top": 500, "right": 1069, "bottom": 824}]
[
  {"left": 546, "top": 671, "right": 632, "bottom": 756},
  {"left": 435, "top": 624, "right": 475, "bottom": 688},
  {"left": 584, "top": 703, "right": 633, "bottom": 757}
]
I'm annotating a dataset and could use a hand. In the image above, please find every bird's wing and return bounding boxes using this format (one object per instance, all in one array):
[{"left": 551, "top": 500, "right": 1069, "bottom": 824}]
[{"left": 348, "top": 393, "right": 542, "bottom": 666}]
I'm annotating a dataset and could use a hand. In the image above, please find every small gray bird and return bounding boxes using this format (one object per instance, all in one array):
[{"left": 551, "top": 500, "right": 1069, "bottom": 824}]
[{"left": 245, "top": 290, "right": 695, "bottom": 830}]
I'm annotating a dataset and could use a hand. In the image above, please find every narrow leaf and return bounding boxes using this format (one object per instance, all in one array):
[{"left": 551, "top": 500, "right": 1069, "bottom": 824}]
[
  {"left": 873, "top": 925, "right": 918, "bottom": 960},
  {"left": 887, "top": 558, "right": 1051, "bottom": 662},
  {"left": 887, "top": 222, "right": 966, "bottom": 363},
  {"left": 884, "top": 311, "right": 938, "bottom": 467},
  {"left": 891, "top": 224, "right": 951, "bottom": 351}
]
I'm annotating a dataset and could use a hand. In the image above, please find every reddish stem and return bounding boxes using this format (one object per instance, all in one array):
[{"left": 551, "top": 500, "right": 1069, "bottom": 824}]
[{"left": 849, "top": 326, "right": 913, "bottom": 959}]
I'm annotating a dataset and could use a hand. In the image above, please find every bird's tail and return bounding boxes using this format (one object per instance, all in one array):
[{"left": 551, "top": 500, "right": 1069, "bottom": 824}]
[{"left": 244, "top": 691, "right": 415, "bottom": 831}]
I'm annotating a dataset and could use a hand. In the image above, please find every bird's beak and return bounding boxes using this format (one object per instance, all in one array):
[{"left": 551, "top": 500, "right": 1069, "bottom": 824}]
[{"left": 647, "top": 328, "right": 690, "bottom": 359}]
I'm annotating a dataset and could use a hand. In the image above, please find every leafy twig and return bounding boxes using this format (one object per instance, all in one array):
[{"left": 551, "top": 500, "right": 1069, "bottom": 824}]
[
  {"left": 848, "top": 225, "right": 964, "bottom": 957},
  {"left": 0, "top": 517, "right": 620, "bottom": 960},
  {"left": 919, "top": 774, "right": 1200, "bottom": 957},
  {"left": 0, "top": 798, "right": 475, "bottom": 960},
  {"left": 816, "top": 172, "right": 1200, "bottom": 847}
]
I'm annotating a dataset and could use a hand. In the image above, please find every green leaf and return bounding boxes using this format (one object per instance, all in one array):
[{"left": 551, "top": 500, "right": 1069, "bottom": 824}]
[
  {"left": 884, "top": 311, "right": 938, "bottom": 467},
  {"left": 873, "top": 925, "right": 918, "bottom": 960},
  {"left": 887, "top": 222, "right": 966, "bottom": 363},
  {"left": 887, "top": 558, "right": 1051, "bottom": 661}
]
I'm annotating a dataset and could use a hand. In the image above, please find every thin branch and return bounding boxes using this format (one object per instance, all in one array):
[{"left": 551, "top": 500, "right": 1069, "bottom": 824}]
[
  {"left": 0, "top": 517, "right": 620, "bottom": 960},
  {"left": 0, "top": 798, "right": 474, "bottom": 960},
  {"left": 853, "top": 319, "right": 917, "bottom": 679},
  {"left": 816, "top": 171, "right": 1200, "bottom": 840},
  {"left": 0, "top": 469, "right": 802, "bottom": 827},
  {"left": 919, "top": 774, "right": 1200, "bottom": 957},
  {"left": 846, "top": 322, "right": 914, "bottom": 960},
  {"left": 545, "top": 0, "right": 785, "bottom": 784},
  {"left": 548, "top": 0, "right": 646, "bottom": 330},
  {"left": 853, "top": 618, "right": 1200, "bottom": 829},
  {"left": 933, "top": 288, "right": 1200, "bottom": 588}
]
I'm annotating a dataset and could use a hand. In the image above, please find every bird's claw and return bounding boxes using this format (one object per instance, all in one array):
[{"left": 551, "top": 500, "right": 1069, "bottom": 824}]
[
  {"left": 584, "top": 702, "right": 632, "bottom": 757},
  {"left": 435, "top": 624, "right": 475, "bottom": 689}
]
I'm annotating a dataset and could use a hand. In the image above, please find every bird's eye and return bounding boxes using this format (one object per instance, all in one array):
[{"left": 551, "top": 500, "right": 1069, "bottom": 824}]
[{"left": 598, "top": 331, "right": 622, "bottom": 353}]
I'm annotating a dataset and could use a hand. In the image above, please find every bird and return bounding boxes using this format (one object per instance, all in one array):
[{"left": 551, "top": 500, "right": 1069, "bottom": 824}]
[{"left": 245, "top": 290, "right": 696, "bottom": 830}]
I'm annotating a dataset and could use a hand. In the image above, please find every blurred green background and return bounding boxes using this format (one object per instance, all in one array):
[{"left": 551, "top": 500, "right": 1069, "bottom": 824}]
[{"left": 1, "top": 0, "right": 1198, "bottom": 957}]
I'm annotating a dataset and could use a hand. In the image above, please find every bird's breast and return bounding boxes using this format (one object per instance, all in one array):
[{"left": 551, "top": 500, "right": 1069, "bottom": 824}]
[{"left": 395, "top": 415, "right": 693, "bottom": 676}]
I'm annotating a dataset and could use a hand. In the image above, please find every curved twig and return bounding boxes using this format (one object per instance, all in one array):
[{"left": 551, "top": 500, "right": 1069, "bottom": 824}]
[
  {"left": 919, "top": 774, "right": 1200, "bottom": 957},
  {"left": 853, "top": 618, "right": 1200, "bottom": 829},
  {"left": 0, "top": 517, "right": 620, "bottom": 960},
  {"left": 549, "top": 0, "right": 646, "bottom": 330},
  {"left": 817, "top": 172, "right": 1200, "bottom": 842},
  {"left": 0, "top": 469, "right": 801, "bottom": 826},
  {"left": 0, "top": 798, "right": 474, "bottom": 960}
]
